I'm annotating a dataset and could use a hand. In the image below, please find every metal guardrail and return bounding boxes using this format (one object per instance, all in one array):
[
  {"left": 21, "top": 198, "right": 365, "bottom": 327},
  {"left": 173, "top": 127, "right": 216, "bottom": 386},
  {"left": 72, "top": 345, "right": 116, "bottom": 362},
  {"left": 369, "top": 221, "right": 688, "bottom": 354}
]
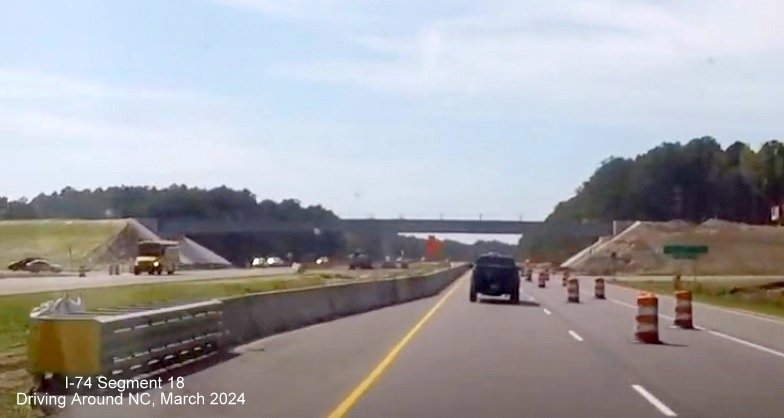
[{"left": 28, "top": 299, "right": 225, "bottom": 392}]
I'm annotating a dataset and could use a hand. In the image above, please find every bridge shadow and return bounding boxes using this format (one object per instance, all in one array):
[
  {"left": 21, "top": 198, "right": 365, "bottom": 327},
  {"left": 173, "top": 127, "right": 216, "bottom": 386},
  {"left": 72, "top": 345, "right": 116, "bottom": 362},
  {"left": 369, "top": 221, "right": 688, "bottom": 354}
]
[{"left": 631, "top": 340, "right": 689, "bottom": 348}]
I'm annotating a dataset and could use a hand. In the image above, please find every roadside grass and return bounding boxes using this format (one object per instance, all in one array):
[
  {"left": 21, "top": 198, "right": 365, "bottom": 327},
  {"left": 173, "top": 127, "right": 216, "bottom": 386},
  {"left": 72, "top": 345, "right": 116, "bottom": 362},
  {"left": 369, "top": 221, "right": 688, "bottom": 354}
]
[
  {"left": 0, "top": 273, "right": 325, "bottom": 418},
  {"left": 613, "top": 279, "right": 784, "bottom": 319},
  {"left": 0, "top": 219, "right": 126, "bottom": 269}
]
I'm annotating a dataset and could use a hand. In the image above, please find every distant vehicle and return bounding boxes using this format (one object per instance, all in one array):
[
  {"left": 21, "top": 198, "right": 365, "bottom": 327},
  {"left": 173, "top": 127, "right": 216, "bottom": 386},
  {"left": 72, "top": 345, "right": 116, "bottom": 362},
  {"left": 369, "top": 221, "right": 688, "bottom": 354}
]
[
  {"left": 25, "top": 259, "right": 63, "bottom": 273},
  {"left": 266, "top": 257, "right": 288, "bottom": 267},
  {"left": 134, "top": 240, "right": 180, "bottom": 275},
  {"left": 381, "top": 256, "right": 396, "bottom": 269},
  {"left": 348, "top": 251, "right": 373, "bottom": 270},
  {"left": 470, "top": 253, "right": 521, "bottom": 303},
  {"left": 315, "top": 256, "right": 330, "bottom": 265},
  {"left": 7, "top": 257, "right": 44, "bottom": 271},
  {"left": 396, "top": 257, "right": 409, "bottom": 269},
  {"left": 8, "top": 257, "right": 63, "bottom": 273},
  {"left": 251, "top": 257, "right": 267, "bottom": 268}
]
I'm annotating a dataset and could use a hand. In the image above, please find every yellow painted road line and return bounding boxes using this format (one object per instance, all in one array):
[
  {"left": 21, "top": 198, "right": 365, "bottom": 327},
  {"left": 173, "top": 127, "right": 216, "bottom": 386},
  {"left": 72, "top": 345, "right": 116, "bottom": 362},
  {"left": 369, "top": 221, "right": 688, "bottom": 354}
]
[{"left": 325, "top": 277, "right": 464, "bottom": 418}]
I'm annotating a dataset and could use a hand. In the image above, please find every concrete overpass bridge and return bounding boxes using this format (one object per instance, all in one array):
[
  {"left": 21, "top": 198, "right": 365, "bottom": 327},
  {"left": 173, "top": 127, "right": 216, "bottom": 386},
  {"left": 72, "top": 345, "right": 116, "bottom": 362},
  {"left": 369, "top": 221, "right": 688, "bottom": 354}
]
[{"left": 156, "top": 217, "right": 614, "bottom": 238}]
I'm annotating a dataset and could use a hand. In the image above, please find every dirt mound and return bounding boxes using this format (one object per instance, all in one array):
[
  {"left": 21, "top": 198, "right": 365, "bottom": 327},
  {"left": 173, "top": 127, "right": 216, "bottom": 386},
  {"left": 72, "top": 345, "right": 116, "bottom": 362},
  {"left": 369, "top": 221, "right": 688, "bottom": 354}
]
[
  {"left": 0, "top": 218, "right": 232, "bottom": 271},
  {"left": 662, "top": 220, "right": 784, "bottom": 275},
  {"left": 567, "top": 218, "right": 784, "bottom": 275},
  {"left": 178, "top": 236, "right": 232, "bottom": 268},
  {"left": 0, "top": 219, "right": 128, "bottom": 270},
  {"left": 566, "top": 220, "right": 695, "bottom": 275},
  {"left": 86, "top": 219, "right": 162, "bottom": 266},
  {"left": 562, "top": 235, "right": 613, "bottom": 268}
]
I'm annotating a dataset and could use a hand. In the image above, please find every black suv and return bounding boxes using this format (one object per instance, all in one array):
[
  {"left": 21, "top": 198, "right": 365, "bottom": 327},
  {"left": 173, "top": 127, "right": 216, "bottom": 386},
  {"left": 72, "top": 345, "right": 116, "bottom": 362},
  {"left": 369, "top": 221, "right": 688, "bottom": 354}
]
[{"left": 470, "top": 253, "right": 521, "bottom": 303}]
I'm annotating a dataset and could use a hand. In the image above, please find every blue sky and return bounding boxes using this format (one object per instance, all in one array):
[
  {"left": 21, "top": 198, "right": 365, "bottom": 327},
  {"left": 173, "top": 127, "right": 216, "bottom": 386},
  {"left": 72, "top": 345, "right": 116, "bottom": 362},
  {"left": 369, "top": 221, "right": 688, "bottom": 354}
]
[{"left": 1, "top": 0, "right": 784, "bottom": 244}]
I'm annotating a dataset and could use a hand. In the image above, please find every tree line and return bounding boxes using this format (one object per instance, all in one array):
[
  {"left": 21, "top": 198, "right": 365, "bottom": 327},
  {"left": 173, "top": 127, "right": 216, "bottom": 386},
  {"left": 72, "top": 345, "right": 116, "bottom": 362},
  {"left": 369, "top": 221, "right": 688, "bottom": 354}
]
[
  {"left": 0, "top": 185, "right": 515, "bottom": 262},
  {"left": 521, "top": 136, "right": 784, "bottom": 261},
  {"left": 0, "top": 185, "right": 339, "bottom": 222}
]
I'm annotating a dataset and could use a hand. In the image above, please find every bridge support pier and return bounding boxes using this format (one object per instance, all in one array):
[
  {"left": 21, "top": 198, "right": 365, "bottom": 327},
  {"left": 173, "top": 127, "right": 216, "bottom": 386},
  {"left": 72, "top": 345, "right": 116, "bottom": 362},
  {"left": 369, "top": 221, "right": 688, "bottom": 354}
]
[{"left": 378, "top": 230, "right": 398, "bottom": 260}]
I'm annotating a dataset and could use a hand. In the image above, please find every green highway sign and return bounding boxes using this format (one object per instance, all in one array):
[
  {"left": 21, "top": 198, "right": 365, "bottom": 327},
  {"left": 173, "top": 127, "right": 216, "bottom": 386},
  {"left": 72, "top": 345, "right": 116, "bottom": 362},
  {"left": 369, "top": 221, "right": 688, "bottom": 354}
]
[{"left": 663, "top": 245, "right": 708, "bottom": 259}]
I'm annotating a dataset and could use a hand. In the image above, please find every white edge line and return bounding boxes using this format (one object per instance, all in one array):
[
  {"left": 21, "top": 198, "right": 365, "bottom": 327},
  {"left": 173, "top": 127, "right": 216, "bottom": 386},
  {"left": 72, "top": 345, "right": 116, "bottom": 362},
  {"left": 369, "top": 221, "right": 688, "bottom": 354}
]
[
  {"left": 693, "top": 301, "right": 784, "bottom": 326},
  {"left": 543, "top": 308, "right": 552, "bottom": 315},
  {"left": 609, "top": 298, "right": 784, "bottom": 360},
  {"left": 568, "top": 330, "right": 584, "bottom": 341},
  {"left": 707, "top": 330, "right": 784, "bottom": 360},
  {"left": 609, "top": 298, "right": 636, "bottom": 308},
  {"left": 610, "top": 283, "right": 784, "bottom": 326},
  {"left": 632, "top": 384, "right": 677, "bottom": 416}
]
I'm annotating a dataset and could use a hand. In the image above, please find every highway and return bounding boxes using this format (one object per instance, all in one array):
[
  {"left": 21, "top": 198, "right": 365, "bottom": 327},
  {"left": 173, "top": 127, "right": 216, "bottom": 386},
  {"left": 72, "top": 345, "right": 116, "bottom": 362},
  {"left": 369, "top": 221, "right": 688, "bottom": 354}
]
[
  {"left": 602, "top": 274, "right": 784, "bottom": 282},
  {"left": 0, "top": 267, "right": 295, "bottom": 296},
  {"left": 64, "top": 270, "right": 784, "bottom": 418}
]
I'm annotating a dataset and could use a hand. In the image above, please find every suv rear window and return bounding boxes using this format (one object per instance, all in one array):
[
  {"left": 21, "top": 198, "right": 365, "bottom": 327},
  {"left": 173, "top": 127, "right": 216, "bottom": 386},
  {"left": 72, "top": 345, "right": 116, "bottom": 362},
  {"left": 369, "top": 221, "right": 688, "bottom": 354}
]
[{"left": 475, "top": 256, "right": 516, "bottom": 268}]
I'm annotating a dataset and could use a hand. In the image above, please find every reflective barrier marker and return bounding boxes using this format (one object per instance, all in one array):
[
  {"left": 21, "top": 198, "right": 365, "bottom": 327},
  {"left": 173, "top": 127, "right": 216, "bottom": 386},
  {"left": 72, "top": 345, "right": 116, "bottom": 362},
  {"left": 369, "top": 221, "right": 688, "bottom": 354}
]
[
  {"left": 538, "top": 271, "right": 548, "bottom": 288},
  {"left": 674, "top": 290, "right": 693, "bottom": 329},
  {"left": 567, "top": 278, "right": 580, "bottom": 303},
  {"left": 595, "top": 278, "right": 606, "bottom": 299},
  {"left": 635, "top": 293, "right": 660, "bottom": 344}
]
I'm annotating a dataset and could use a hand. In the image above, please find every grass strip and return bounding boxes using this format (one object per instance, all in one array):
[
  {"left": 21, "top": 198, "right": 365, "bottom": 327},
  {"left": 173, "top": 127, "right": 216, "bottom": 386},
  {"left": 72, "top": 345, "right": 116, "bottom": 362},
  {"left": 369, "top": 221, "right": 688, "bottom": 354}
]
[{"left": 613, "top": 279, "right": 784, "bottom": 319}]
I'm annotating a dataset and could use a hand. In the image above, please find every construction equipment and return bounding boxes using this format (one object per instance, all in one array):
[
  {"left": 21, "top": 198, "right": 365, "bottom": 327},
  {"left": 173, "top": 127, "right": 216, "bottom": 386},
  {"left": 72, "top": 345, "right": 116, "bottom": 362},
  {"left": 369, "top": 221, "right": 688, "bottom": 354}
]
[{"left": 133, "top": 240, "right": 180, "bottom": 275}]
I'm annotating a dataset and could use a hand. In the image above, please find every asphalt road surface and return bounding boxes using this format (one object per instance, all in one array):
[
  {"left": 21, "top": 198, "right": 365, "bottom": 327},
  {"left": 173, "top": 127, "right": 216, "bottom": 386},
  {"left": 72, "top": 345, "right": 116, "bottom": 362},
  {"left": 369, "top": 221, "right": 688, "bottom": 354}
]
[
  {"left": 64, "top": 270, "right": 784, "bottom": 418},
  {"left": 0, "top": 267, "right": 295, "bottom": 296}
]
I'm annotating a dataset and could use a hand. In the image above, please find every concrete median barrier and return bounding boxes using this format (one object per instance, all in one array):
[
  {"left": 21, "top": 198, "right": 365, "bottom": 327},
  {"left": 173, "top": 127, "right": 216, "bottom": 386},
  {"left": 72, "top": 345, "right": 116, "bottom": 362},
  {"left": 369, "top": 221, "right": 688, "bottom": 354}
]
[
  {"left": 223, "top": 265, "right": 469, "bottom": 345},
  {"left": 24, "top": 265, "right": 470, "bottom": 394}
]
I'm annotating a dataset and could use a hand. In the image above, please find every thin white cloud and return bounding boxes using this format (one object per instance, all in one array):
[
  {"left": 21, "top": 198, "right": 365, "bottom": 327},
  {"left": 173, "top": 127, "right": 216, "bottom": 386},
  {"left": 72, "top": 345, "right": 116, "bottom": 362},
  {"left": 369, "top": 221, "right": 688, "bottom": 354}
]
[
  {"left": 0, "top": 67, "right": 449, "bottom": 209},
  {"left": 0, "top": 68, "right": 207, "bottom": 103},
  {"left": 210, "top": 0, "right": 387, "bottom": 25},
  {"left": 265, "top": 0, "right": 784, "bottom": 121}
]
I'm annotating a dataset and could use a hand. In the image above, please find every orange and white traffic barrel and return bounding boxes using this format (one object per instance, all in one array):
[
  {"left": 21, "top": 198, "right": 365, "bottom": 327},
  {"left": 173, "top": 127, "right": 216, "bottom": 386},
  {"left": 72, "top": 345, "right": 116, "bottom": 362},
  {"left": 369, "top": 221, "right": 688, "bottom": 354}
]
[
  {"left": 567, "top": 278, "right": 579, "bottom": 303},
  {"left": 595, "top": 278, "right": 605, "bottom": 299},
  {"left": 538, "top": 271, "right": 547, "bottom": 288},
  {"left": 635, "top": 293, "right": 660, "bottom": 344},
  {"left": 525, "top": 269, "right": 533, "bottom": 282},
  {"left": 674, "top": 290, "right": 693, "bottom": 329}
]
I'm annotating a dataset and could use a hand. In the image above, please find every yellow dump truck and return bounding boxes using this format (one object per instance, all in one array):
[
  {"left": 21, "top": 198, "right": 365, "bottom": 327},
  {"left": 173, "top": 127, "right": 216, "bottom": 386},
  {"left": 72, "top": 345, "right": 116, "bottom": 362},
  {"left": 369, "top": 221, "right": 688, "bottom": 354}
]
[{"left": 133, "top": 240, "right": 180, "bottom": 275}]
